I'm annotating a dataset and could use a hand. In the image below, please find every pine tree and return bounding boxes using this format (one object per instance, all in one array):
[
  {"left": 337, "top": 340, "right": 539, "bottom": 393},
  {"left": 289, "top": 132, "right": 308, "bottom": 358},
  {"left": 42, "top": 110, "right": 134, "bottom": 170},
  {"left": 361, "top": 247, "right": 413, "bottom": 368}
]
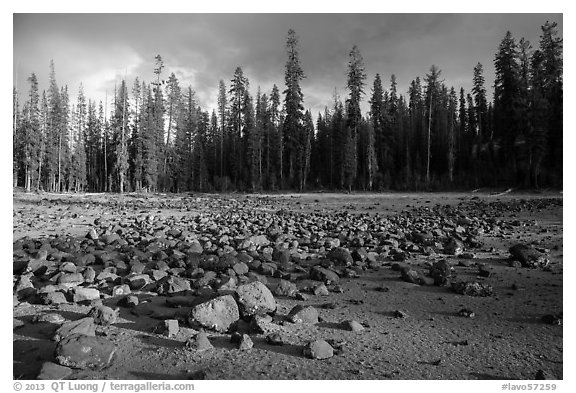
[
  {"left": 20, "top": 73, "right": 41, "bottom": 191},
  {"left": 111, "top": 80, "right": 129, "bottom": 193},
  {"left": 472, "top": 63, "right": 488, "bottom": 139},
  {"left": 217, "top": 80, "right": 227, "bottom": 183},
  {"left": 229, "top": 67, "right": 249, "bottom": 187},
  {"left": 424, "top": 65, "right": 442, "bottom": 184},
  {"left": 343, "top": 45, "right": 366, "bottom": 192},
  {"left": 283, "top": 29, "right": 306, "bottom": 189}
]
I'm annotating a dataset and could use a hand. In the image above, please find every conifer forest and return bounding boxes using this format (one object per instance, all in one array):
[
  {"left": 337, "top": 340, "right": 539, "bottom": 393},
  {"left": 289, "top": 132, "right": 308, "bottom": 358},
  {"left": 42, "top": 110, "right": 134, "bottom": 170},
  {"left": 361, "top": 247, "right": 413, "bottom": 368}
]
[{"left": 12, "top": 22, "right": 562, "bottom": 194}]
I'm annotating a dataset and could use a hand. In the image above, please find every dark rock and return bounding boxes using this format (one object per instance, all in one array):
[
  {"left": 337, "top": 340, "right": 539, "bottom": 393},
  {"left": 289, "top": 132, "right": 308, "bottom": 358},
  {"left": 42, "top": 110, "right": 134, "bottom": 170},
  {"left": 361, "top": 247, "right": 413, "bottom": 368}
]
[
  {"left": 303, "top": 339, "right": 333, "bottom": 359},
  {"left": 401, "top": 269, "right": 420, "bottom": 284},
  {"left": 287, "top": 305, "right": 319, "bottom": 324},
  {"left": 541, "top": 313, "right": 562, "bottom": 325},
  {"left": 445, "top": 237, "right": 464, "bottom": 255},
  {"left": 509, "top": 244, "right": 549, "bottom": 268},
  {"left": 327, "top": 247, "right": 353, "bottom": 266},
  {"left": 188, "top": 295, "right": 239, "bottom": 332},
  {"left": 118, "top": 295, "right": 139, "bottom": 308},
  {"left": 310, "top": 266, "right": 340, "bottom": 284},
  {"left": 458, "top": 308, "right": 476, "bottom": 318},
  {"left": 393, "top": 310, "right": 408, "bottom": 319},
  {"left": 55, "top": 334, "right": 115, "bottom": 370},
  {"left": 451, "top": 281, "right": 493, "bottom": 297},
  {"left": 429, "top": 260, "right": 452, "bottom": 286}
]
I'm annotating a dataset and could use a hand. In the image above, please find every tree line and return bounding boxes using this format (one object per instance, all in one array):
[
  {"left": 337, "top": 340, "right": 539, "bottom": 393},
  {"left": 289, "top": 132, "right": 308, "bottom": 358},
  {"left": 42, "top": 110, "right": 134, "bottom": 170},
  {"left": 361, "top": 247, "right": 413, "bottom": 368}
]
[{"left": 13, "top": 22, "right": 562, "bottom": 193}]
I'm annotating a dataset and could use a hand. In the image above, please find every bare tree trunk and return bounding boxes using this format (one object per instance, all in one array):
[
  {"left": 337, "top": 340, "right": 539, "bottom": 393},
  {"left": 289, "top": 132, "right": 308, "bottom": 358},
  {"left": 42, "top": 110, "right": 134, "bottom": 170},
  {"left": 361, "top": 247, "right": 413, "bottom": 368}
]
[{"left": 426, "top": 93, "right": 432, "bottom": 185}]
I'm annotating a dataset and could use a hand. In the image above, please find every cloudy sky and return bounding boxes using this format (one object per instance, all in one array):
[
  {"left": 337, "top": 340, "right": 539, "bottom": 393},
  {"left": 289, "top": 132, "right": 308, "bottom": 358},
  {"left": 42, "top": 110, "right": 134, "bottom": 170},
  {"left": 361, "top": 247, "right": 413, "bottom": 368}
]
[{"left": 13, "top": 13, "right": 562, "bottom": 117}]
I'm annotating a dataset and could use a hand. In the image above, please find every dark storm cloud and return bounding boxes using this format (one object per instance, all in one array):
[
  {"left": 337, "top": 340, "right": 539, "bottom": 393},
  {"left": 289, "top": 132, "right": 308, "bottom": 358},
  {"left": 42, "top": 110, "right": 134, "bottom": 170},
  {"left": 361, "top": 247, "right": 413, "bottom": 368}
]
[{"left": 14, "top": 14, "right": 562, "bottom": 117}]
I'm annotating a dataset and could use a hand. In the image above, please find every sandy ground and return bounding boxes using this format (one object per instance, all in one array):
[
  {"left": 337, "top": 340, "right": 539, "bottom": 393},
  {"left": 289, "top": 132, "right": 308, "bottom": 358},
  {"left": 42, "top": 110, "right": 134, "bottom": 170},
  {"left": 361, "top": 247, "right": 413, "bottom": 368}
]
[{"left": 13, "top": 190, "right": 563, "bottom": 380}]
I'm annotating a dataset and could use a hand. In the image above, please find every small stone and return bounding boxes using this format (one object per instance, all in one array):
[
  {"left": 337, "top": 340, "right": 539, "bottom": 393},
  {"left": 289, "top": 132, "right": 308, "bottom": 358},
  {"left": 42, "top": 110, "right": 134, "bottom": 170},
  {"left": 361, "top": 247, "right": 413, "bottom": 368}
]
[
  {"left": 458, "top": 308, "right": 476, "bottom": 318},
  {"left": 14, "top": 318, "right": 25, "bottom": 330},
  {"left": 541, "top": 313, "right": 562, "bottom": 325},
  {"left": 86, "top": 228, "right": 99, "bottom": 240},
  {"left": 157, "top": 319, "right": 179, "bottom": 337},
  {"left": 238, "top": 334, "right": 253, "bottom": 350},
  {"left": 33, "top": 313, "right": 66, "bottom": 324},
  {"left": 313, "top": 284, "right": 330, "bottom": 296},
  {"left": 88, "top": 305, "right": 119, "bottom": 326},
  {"left": 287, "top": 305, "right": 319, "bottom": 324},
  {"left": 185, "top": 332, "right": 213, "bottom": 351},
  {"left": 53, "top": 317, "right": 96, "bottom": 341},
  {"left": 303, "top": 339, "right": 334, "bottom": 360},
  {"left": 118, "top": 295, "right": 139, "bottom": 308},
  {"left": 250, "top": 314, "right": 274, "bottom": 334},
  {"left": 535, "top": 369, "right": 554, "bottom": 380},
  {"left": 451, "top": 281, "right": 493, "bottom": 297},
  {"left": 55, "top": 334, "right": 115, "bottom": 370},
  {"left": 37, "top": 362, "right": 73, "bottom": 380},
  {"left": 266, "top": 332, "right": 285, "bottom": 346},
  {"left": 274, "top": 279, "right": 298, "bottom": 297},
  {"left": 72, "top": 287, "right": 100, "bottom": 303},
  {"left": 43, "top": 291, "right": 68, "bottom": 305},
  {"left": 401, "top": 269, "right": 420, "bottom": 284},
  {"left": 341, "top": 320, "right": 364, "bottom": 332},
  {"left": 111, "top": 284, "right": 131, "bottom": 296},
  {"left": 393, "top": 310, "right": 408, "bottom": 319},
  {"left": 310, "top": 266, "right": 340, "bottom": 283}
]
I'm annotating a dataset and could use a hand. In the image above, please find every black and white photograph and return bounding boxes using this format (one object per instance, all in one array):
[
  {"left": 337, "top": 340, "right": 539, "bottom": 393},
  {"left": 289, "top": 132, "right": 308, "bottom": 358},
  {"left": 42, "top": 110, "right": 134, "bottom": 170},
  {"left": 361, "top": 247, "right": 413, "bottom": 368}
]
[{"left": 10, "top": 5, "right": 566, "bottom": 385}]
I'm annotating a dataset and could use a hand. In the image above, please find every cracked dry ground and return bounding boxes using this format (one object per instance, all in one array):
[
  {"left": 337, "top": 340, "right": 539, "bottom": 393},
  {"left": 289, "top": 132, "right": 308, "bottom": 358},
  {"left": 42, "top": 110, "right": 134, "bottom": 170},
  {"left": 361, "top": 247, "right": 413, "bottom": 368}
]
[{"left": 13, "top": 192, "right": 563, "bottom": 380}]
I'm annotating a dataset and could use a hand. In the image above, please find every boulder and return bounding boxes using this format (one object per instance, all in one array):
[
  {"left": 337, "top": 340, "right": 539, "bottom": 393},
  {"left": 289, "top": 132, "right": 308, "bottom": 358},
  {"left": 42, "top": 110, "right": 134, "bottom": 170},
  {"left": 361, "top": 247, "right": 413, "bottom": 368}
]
[
  {"left": 185, "top": 332, "right": 213, "bottom": 351},
  {"left": 509, "top": 244, "right": 549, "bottom": 268},
  {"left": 287, "top": 305, "right": 319, "bottom": 324},
  {"left": 273, "top": 279, "right": 298, "bottom": 297},
  {"left": 88, "top": 305, "right": 118, "bottom": 326},
  {"left": 341, "top": 320, "right": 364, "bottom": 332},
  {"left": 429, "top": 260, "right": 452, "bottom": 286},
  {"left": 55, "top": 334, "right": 115, "bottom": 370},
  {"left": 310, "top": 266, "right": 340, "bottom": 284},
  {"left": 327, "top": 247, "right": 353, "bottom": 266},
  {"left": 235, "top": 281, "right": 277, "bottom": 317},
  {"left": 188, "top": 295, "right": 239, "bottom": 332},
  {"left": 303, "top": 339, "right": 333, "bottom": 360}
]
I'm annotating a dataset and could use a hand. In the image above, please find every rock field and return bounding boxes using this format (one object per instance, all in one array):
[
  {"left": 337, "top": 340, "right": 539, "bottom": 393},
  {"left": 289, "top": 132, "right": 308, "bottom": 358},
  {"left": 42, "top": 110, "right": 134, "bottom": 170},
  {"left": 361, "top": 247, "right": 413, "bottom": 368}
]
[{"left": 13, "top": 191, "right": 563, "bottom": 380}]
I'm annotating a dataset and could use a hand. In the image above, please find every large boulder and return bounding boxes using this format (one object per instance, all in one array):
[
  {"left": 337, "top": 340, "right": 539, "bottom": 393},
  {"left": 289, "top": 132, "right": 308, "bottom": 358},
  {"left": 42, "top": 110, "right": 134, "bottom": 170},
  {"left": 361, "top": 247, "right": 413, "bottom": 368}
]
[
  {"left": 509, "top": 244, "right": 549, "bottom": 268},
  {"left": 188, "top": 295, "right": 239, "bottom": 332},
  {"left": 327, "top": 247, "right": 353, "bottom": 266},
  {"left": 234, "top": 281, "right": 276, "bottom": 317},
  {"left": 55, "top": 334, "right": 115, "bottom": 370},
  {"left": 429, "top": 260, "right": 452, "bottom": 286}
]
